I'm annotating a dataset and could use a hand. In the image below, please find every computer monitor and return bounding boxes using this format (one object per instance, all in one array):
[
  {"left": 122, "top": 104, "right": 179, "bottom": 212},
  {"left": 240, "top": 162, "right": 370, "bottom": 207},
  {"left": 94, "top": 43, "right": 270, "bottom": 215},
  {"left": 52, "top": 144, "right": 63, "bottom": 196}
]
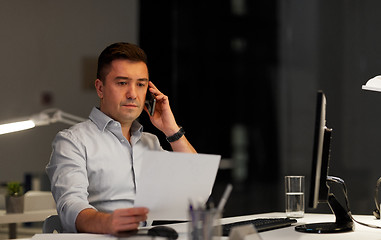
[
  {"left": 310, "top": 90, "right": 330, "bottom": 209},
  {"left": 295, "top": 91, "right": 354, "bottom": 233}
]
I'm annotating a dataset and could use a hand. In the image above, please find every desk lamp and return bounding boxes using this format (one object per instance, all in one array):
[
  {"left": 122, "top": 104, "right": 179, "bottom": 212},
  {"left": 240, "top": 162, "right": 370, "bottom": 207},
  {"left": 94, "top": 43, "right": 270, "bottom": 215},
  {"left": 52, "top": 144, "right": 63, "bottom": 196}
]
[
  {"left": 0, "top": 108, "right": 86, "bottom": 135},
  {"left": 362, "top": 76, "right": 381, "bottom": 219},
  {"left": 362, "top": 75, "right": 381, "bottom": 92}
]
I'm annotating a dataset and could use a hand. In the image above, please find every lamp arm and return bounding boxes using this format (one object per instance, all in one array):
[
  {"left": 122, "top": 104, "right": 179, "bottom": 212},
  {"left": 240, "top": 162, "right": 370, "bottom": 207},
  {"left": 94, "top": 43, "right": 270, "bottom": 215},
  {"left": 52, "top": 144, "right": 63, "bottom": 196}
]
[
  {"left": 34, "top": 109, "right": 86, "bottom": 126},
  {"left": 0, "top": 108, "right": 86, "bottom": 135},
  {"left": 52, "top": 110, "right": 87, "bottom": 125}
]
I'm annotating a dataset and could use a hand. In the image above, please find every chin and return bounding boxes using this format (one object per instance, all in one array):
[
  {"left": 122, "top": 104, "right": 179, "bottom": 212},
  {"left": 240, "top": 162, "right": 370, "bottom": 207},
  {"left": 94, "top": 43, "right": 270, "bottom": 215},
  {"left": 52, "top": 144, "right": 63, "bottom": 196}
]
[{"left": 119, "top": 112, "right": 142, "bottom": 122}]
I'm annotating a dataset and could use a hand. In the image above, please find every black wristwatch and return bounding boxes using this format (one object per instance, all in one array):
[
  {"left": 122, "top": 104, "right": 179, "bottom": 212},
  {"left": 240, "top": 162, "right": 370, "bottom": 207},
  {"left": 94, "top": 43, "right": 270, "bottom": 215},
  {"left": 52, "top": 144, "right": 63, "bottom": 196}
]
[{"left": 166, "top": 127, "right": 185, "bottom": 143}]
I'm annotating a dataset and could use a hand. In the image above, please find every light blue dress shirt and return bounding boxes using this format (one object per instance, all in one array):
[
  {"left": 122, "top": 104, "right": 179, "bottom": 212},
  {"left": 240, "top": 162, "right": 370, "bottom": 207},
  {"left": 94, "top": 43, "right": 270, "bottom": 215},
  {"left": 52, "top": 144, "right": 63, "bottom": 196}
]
[{"left": 46, "top": 107, "right": 163, "bottom": 232}]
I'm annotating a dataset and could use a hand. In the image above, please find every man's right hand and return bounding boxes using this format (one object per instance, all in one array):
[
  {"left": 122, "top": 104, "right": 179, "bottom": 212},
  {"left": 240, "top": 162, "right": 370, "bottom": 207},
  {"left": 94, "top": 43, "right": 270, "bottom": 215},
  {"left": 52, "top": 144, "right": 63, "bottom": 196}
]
[
  {"left": 76, "top": 207, "right": 149, "bottom": 235},
  {"left": 107, "top": 208, "right": 149, "bottom": 234}
]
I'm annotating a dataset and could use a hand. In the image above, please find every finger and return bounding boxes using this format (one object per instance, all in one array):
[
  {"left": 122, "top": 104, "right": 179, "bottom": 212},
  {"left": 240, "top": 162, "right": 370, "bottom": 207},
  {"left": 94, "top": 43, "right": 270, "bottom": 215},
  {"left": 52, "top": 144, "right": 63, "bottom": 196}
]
[
  {"left": 114, "top": 222, "right": 140, "bottom": 233},
  {"left": 148, "top": 81, "right": 163, "bottom": 96},
  {"left": 117, "top": 207, "right": 149, "bottom": 216},
  {"left": 116, "top": 214, "right": 147, "bottom": 226},
  {"left": 116, "top": 221, "right": 140, "bottom": 228},
  {"left": 148, "top": 81, "right": 157, "bottom": 89},
  {"left": 155, "top": 94, "right": 168, "bottom": 103},
  {"left": 111, "top": 212, "right": 148, "bottom": 233}
]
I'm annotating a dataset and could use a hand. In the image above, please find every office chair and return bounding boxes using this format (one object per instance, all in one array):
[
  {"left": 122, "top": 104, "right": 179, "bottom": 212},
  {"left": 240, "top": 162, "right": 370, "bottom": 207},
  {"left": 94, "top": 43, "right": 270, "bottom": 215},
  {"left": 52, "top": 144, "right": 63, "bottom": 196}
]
[{"left": 42, "top": 215, "right": 63, "bottom": 233}]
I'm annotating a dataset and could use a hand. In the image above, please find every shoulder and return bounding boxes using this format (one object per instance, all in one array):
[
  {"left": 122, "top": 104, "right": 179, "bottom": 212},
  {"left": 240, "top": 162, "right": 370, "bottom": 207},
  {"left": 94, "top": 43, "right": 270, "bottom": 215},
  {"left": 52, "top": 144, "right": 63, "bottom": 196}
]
[{"left": 53, "top": 120, "right": 97, "bottom": 145}]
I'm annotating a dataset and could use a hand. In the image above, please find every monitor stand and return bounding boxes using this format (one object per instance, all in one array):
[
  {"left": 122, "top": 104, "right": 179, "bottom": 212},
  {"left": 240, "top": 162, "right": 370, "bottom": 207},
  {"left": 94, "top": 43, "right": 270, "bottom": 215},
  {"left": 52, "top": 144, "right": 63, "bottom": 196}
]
[{"left": 295, "top": 193, "right": 354, "bottom": 233}]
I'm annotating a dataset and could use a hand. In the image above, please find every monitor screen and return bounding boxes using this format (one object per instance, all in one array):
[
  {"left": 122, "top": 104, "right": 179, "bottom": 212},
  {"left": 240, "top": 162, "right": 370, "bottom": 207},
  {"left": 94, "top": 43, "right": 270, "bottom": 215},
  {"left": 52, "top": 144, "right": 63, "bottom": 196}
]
[{"left": 309, "top": 91, "right": 330, "bottom": 208}]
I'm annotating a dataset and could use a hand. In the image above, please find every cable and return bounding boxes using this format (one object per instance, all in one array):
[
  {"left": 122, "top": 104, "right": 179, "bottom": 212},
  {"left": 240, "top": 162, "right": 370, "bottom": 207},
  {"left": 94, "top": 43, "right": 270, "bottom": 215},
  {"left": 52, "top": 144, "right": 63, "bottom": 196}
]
[{"left": 327, "top": 176, "right": 381, "bottom": 229}]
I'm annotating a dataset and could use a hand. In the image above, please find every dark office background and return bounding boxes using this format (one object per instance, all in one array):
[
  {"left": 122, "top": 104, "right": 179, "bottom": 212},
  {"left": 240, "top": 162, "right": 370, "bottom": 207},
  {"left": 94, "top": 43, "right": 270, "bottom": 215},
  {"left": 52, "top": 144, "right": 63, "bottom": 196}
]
[
  {"left": 1, "top": 0, "right": 381, "bottom": 220},
  {"left": 139, "top": 0, "right": 280, "bottom": 217},
  {"left": 139, "top": 0, "right": 381, "bottom": 217}
]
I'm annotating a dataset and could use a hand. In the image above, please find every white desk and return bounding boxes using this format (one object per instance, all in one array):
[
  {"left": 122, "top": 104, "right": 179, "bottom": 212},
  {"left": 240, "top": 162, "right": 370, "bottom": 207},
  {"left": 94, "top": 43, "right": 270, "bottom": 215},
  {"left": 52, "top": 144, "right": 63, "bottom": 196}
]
[
  {"left": 0, "top": 209, "right": 57, "bottom": 224},
  {"left": 221, "top": 212, "right": 381, "bottom": 240},
  {"left": 0, "top": 209, "right": 57, "bottom": 239},
  {"left": 31, "top": 212, "right": 381, "bottom": 240}
]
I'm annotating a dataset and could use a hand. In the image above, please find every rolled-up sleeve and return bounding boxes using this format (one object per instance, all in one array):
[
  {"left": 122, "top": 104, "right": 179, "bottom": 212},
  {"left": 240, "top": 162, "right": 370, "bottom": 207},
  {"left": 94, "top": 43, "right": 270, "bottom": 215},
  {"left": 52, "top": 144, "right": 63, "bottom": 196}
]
[
  {"left": 46, "top": 130, "right": 95, "bottom": 233},
  {"left": 45, "top": 110, "right": 165, "bottom": 232}
]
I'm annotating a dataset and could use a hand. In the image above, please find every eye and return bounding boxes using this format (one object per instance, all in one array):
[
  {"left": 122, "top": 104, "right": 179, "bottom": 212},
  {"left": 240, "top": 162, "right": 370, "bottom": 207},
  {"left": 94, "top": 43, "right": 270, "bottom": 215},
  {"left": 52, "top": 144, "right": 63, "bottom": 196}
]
[
  {"left": 117, "top": 81, "right": 127, "bottom": 86},
  {"left": 137, "top": 82, "right": 147, "bottom": 87}
]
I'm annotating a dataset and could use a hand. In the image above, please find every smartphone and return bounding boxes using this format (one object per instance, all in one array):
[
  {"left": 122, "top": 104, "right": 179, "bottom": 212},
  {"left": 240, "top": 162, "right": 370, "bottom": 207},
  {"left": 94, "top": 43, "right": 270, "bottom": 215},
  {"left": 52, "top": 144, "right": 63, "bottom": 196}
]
[{"left": 145, "top": 87, "right": 156, "bottom": 116}]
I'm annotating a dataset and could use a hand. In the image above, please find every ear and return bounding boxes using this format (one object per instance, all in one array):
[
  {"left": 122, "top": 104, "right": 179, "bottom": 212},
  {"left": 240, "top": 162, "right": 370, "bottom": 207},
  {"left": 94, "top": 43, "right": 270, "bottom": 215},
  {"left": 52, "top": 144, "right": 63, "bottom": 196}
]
[{"left": 95, "top": 79, "right": 104, "bottom": 99}]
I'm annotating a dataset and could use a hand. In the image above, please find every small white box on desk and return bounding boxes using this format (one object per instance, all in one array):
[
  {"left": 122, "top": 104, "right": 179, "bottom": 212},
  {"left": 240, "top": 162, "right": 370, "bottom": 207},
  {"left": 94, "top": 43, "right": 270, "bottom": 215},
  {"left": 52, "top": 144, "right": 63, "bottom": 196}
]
[{"left": 24, "top": 191, "right": 56, "bottom": 211}]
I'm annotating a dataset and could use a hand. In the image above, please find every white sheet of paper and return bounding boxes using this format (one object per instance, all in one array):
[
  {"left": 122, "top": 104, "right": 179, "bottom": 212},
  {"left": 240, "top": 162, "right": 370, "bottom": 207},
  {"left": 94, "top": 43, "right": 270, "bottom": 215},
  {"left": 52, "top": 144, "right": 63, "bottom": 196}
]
[
  {"left": 32, "top": 233, "right": 116, "bottom": 240},
  {"left": 134, "top": 151, "right": 221, "bottom": 221},
  {"left": 32, "top": 234, "right": 153, "bottom": 240}
]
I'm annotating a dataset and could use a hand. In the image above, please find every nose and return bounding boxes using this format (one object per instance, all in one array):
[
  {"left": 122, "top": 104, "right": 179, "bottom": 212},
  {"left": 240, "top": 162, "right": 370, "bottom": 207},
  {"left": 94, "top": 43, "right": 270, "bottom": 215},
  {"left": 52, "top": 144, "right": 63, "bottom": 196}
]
[{"left": 126, "top": 84, "right": 137, "bottom": 100}]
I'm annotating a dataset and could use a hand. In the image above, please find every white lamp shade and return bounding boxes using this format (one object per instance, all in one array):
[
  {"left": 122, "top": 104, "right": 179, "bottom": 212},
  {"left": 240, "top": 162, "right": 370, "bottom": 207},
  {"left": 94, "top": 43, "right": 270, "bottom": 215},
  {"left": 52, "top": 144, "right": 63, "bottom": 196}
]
[
  {"left": 362, "top": 76, "right": 381, "bottom": 92},
  {"left": 0, "top": 120, "right": 36, "bottom": 135}
]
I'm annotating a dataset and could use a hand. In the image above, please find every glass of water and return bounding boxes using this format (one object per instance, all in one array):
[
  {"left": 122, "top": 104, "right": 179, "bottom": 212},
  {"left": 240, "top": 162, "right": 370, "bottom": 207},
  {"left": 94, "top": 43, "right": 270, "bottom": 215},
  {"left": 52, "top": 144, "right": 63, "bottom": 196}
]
[{"left": 285, "top": 176, "right": 305, "bottom": 218}]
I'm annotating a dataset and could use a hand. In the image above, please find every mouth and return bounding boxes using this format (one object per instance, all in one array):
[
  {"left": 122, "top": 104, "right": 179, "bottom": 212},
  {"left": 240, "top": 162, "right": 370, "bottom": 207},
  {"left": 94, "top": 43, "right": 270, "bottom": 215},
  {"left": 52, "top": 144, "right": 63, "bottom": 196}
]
[
  {"left": 122, "top": 104, "right": 137, "bottom": 108},
  {"left": 121, "top": 102, "right": 141, "bottom": 109}
]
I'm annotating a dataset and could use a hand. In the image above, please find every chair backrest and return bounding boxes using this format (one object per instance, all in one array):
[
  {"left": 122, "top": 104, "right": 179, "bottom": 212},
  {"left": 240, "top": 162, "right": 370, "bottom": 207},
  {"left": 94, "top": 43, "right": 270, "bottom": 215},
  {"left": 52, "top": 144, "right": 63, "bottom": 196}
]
[{"left": 42, "top": 214, "right": 63, "bottom": 233}]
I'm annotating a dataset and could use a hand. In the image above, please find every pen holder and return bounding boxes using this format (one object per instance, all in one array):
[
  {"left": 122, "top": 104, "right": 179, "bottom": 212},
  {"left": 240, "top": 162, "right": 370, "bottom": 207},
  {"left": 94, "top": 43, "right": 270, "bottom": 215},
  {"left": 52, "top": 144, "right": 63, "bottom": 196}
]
[{"left": 189, "top": 208, "right": 221, "bottom": 240}]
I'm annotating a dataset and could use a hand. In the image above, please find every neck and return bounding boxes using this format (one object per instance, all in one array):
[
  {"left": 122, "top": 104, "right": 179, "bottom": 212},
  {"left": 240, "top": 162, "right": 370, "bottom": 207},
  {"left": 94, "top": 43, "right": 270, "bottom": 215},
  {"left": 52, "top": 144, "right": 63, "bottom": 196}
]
[
  {"left": 98, "top": 107, "right": 133, "bottom": 141},
  {"left": 120, "top": 123, "right": 131, "bottom": 142}
]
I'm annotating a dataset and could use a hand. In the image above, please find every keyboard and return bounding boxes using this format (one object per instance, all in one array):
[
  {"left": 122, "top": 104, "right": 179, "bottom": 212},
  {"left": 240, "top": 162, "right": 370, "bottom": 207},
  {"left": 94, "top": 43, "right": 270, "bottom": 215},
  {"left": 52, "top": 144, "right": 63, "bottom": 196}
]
[{"left": 222, "top": 217, "right": 297, "bottom": 236}]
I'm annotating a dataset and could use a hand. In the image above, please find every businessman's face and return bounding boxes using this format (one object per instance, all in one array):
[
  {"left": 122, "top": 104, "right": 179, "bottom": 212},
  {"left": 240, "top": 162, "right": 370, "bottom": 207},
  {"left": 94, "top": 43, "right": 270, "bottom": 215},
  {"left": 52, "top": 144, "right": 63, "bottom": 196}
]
[{"left": 95, "top": 59, "right": 149, "bottom": 126}]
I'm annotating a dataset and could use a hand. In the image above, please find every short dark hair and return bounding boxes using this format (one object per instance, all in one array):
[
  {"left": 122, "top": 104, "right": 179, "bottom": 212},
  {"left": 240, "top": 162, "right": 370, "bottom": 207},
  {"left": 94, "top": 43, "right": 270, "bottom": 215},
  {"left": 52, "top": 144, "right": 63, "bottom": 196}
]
[{"left": 96, "top": 42, "right": 148, "bottom": 82}]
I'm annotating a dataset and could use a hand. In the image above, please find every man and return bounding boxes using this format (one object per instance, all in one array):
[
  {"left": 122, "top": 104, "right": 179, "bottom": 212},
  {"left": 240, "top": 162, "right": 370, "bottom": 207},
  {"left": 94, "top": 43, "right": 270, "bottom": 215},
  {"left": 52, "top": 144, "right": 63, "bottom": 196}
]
[{"left": 46, "top": 42, "right": 196, "bottom": 234}]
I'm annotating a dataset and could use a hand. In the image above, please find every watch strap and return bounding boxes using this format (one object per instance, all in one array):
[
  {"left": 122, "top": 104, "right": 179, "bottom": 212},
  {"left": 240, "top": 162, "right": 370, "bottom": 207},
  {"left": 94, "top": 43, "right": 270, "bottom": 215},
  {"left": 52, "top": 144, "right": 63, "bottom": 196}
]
[{"left": 166, "top": 126, "right": 185, "bottom": 143}]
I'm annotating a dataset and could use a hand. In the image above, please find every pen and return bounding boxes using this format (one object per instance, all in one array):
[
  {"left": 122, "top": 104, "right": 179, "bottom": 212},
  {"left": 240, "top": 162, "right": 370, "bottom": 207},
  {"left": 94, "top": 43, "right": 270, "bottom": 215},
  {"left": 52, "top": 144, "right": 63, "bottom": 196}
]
[
  {"left": 217, "top": 183, "right": 233, "bottom": 213},
  {"left": 206, "top": 196, "right": 215, "bottom": 210},
  {"left": 189, "top": 199, "right": 195, "bottom": 219},
  {"left": 189, "top": 200, "right": 199, "bottom": 240}
]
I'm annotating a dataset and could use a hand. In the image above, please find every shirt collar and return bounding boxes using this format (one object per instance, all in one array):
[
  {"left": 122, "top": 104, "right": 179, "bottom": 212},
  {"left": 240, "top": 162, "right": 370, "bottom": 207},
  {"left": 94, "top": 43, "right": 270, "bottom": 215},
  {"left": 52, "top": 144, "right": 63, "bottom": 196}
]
[{"left": 89, "top": 107, "right": 143, "bottom": 135}]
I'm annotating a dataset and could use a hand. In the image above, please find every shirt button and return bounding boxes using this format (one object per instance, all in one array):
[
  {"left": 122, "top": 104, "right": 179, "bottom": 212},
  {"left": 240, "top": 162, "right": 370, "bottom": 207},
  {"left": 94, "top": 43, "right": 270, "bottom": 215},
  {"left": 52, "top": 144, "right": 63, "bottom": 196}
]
[
  {"left": 114, "top": 123, "right": 118, "bottom": 127},
  {"left": 120, "top": 139, "right": 125, "bottom": 143}
]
